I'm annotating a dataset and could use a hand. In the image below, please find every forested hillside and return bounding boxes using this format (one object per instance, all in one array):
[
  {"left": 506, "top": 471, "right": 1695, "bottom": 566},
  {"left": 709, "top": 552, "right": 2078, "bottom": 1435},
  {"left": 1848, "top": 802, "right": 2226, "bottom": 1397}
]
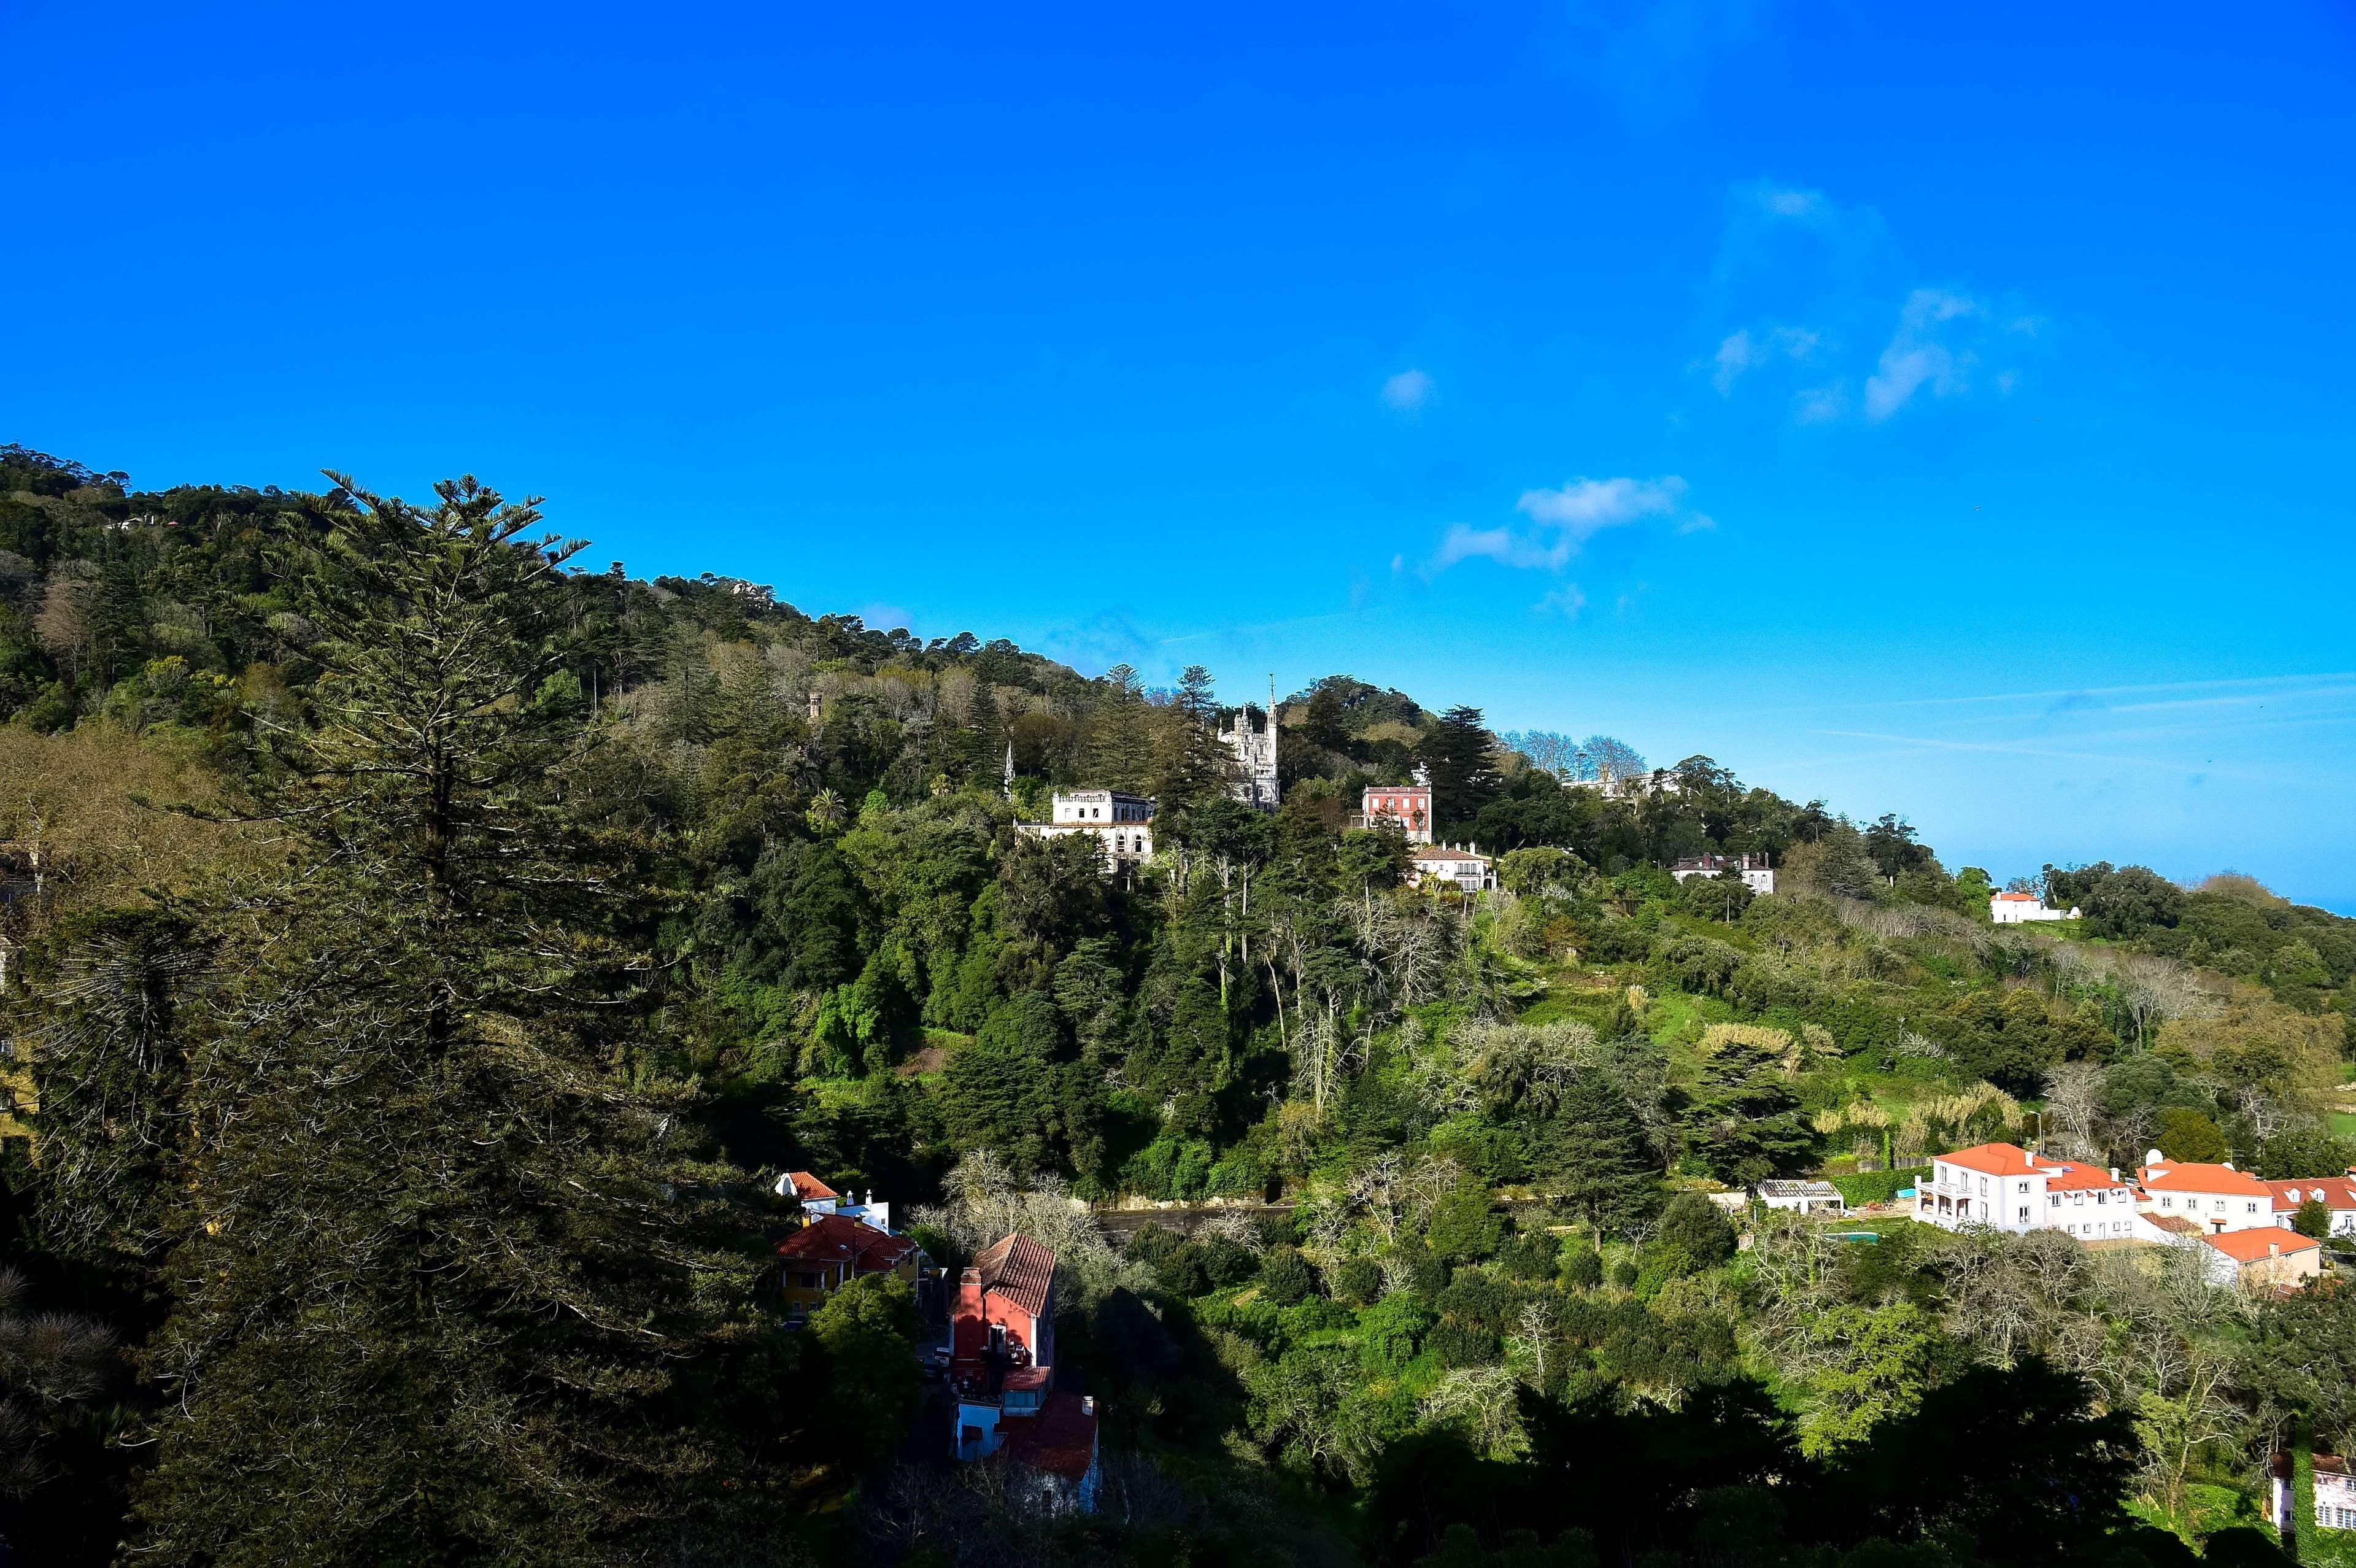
[{"left": 4, "top": 446, "right": 2355, "bottom": 1567}]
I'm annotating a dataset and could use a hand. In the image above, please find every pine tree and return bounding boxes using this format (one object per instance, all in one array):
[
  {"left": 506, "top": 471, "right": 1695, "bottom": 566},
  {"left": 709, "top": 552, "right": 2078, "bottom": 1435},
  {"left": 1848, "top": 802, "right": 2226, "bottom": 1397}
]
[
  {"left": 1084, "top": 662, "right": 1155, "bottom": 793},
  {"left": 1418, "top": 705, "right": 1500, "bottom": 830},
  {"left": 1155, "top": 663, "right": 1238, "bottom": 808},
  {"left": 131, "top": 476, "right": 789, "bottom": 1563}
]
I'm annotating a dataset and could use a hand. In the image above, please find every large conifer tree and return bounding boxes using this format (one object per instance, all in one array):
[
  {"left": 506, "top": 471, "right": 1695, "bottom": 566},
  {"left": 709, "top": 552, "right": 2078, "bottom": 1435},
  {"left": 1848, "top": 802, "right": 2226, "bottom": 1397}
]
[{"left": 132, "top": 477, "right": 787, "bottom": 1564}]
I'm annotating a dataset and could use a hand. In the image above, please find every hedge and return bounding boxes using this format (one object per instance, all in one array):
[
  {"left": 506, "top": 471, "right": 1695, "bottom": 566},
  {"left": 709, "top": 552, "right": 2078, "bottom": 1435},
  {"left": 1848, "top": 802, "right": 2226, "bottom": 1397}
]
[{"left": 1829, "top": 1167, "right": 1928, "bottom": 1207}]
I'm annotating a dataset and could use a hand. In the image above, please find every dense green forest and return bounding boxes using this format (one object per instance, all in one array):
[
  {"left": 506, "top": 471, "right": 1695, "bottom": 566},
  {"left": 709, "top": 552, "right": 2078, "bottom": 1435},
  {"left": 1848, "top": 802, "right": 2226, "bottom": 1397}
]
[{"left": 4, "top": 445, "right": 2356, "bottom": 1567}]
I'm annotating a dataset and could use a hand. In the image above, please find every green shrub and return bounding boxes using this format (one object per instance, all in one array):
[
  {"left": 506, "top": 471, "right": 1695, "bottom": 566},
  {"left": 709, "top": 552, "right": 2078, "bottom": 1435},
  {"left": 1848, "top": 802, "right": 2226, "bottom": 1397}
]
[
  {"left": 1258, "top": 1245, "right": 1317, "bottom": 1307},
  {"left": 1337, "top": 1257, "right": 1385, "bottom": 1306}
]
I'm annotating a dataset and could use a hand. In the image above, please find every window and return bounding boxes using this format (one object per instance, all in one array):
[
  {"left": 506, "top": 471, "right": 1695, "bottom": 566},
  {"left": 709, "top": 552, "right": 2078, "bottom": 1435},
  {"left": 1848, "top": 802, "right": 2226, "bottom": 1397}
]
[
  {"left": 2248, "top": 1202, "right": 2260, "bottom": 1213},
  {"left": 2050, "top": 1195, "right": 2061, "bottom": 1207},
  {"left": 2017, "top": 1207, "right": 2030, "bottom": 1222},
  {"left": 2096, "top": 1192, "right": 2106, "bottom": 1205},
  {"left": 1979, "top": 1177, "right": 1988, "bottom": 1196},
  {"left": 2161, "top": 1197, "right": 2174, "bottom": 1209}
]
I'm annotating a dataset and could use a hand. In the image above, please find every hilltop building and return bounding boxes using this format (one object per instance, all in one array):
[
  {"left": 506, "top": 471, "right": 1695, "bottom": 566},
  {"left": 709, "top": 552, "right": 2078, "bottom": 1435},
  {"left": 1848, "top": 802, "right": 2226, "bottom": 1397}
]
[
  {"left": 1358, "top": 784, "right": 1433, "bottom": 844},
  {"left": 1410, "top": 843, "right": 1494, "bottom": 892},
  {"left": 1218, "top": 684, "right": 1280, "bottom": 811},
  {"left": 776, "top": 1214, "right": 930, "bottom": 1315},
  {"left": 1990, "top": 892, "right": 2081, "bottom": 924},
  {"left": 1014, "top": 790, "right": 1156, "bottom": 872},
  {"left": 1670, "top": 853, "right": 1775, "bottom": 895}
]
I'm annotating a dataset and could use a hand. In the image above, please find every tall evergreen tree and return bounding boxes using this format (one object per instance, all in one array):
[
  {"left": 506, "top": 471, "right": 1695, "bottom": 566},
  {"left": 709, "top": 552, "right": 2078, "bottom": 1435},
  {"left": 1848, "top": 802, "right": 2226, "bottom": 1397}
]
[
  {"left": 1531, "top": 1068, "right": 1660, "bottom": 1234},
  {"left": 1156, "top": 663, "right": 1238, "bottom": 809},
  {"left": 1418, "top": 704, "right": 1501, "bottom": 830},
  {"left": 131, "top": 476, "right": 790, "bottom": 1564}
]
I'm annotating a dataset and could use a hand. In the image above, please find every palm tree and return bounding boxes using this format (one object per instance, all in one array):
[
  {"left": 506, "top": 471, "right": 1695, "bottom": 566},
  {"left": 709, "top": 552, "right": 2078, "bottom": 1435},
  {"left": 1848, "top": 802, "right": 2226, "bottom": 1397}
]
[{"left": 806, "top": 787, "right": 845, "bottom": 833}]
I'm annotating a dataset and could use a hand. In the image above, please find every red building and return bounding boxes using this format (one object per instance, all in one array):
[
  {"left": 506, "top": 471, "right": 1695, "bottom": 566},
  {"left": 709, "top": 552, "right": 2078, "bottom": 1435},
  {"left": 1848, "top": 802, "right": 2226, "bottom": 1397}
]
[
  {"left": 776, "top": 1214, "right": 926, "bottom": 1315},
  {"left": 950, "top": 1234, "right": 1100, "bottom": 1512},
  {"left": 1361, "top": 784, "right": 1432, "bottom": 843}
]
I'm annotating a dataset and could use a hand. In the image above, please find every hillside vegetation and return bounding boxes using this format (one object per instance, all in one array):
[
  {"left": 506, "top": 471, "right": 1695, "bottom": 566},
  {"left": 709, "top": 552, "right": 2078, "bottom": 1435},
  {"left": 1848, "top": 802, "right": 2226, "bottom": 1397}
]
[{"left": 2, "top": 447, "right": 2353, "bottom": 1567}]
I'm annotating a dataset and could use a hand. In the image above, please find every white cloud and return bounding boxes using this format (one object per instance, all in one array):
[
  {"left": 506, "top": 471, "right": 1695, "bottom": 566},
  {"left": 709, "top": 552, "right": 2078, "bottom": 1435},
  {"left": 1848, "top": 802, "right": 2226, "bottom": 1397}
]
[
  {"left": 1434, "top": 476, "right": 1705, "bottom": 573},
  {"left": 1712, "top": 325, "right": 1819, "bottom": 394},
  {"left": 1534, "top": 585, "right": 1589, "bottom": 617},
  {"left": 1758, "top": 184, "right": 1829, "bottom": 220},
  {"left": 1863, "top": 288, "right": 1982, "bottom": 420},
  {"left": 1382, "top": 369, "right": 1433, "bottom": 411}
]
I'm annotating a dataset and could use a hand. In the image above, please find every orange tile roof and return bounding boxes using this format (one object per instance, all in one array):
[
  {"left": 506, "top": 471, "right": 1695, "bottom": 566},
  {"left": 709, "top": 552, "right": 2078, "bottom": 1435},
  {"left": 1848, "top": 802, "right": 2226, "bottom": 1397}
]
[
  {"left": 1937, "top": 1143, "right": 2041, "bottom": 1177},
  {"left": 776, "top": 1214, "right": 919, "bottom": 1270},
  {"left": 994, "top": 1390, "right": 1099, "bottom": 1483},
  {"left": 2137, "top": 1162, "right": 2273, "bottom": 1197},
  {"left": 1994, "top": 891, "right": 2040, "bottom": 903},
  {"left": 2268, "top": 1179, "right": 2356, "bottom": 1212},
  {"left": 2042, "top": 1162, "right": 2128, "bottom": 1192},
  {"left": 974, "top": 1234, "right": 1057, "bottom": 1319},
  {"left": 786, "top": 1171, "right": 839, "bottom": 1202},
  {"left": 2201, "top": 1228, "right": 2318, "bottom": 1264}
]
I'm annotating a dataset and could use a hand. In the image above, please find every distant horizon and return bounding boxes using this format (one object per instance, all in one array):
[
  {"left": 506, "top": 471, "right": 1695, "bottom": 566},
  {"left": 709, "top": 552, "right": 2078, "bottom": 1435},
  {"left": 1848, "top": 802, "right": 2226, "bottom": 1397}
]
[{"left": 8, "top": 1, "right": 2351, "bottom": 911}]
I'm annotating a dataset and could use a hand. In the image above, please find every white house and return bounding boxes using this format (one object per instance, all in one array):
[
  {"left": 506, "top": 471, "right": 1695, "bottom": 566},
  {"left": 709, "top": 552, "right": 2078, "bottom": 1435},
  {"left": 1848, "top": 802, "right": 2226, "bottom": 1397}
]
[
  {"left": 1410, "top": 843, "right": 1495, "bottom": 892},
  {"left": 2317, "top": 1456, "right": 2356, "bottom": 1532},
  {"left": 2196, "top": 1226, "right": 2320, "bottom": 1291},
  {"left": 2134, "top": 1157, "right": 2276, "bottom": 1234},
  {"left": 1015, "top": 790, "right": 1155, "bottom": 871},
  {"left": 2269, "top": 1176, "right": 2356, "bottom": 1237},
  {"left": 1670, "top": 853, "right": 1775, "bottom": 895},
  {"left": 1915, "top": 1143, "right": 2139, "bottom": 1237},
  {"left": 1990, "top": 891, "right": 2081, "bottom": 924},
  {"left": 1756, "top": 1180, "right": 1845, "bottom": 1215}
]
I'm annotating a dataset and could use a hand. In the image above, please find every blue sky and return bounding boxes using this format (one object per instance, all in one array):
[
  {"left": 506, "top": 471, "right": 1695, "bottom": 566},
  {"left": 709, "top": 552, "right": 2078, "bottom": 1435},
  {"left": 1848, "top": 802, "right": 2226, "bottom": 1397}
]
[{"left": 8, "top": 2, "right": 2355, "bottom": 906}]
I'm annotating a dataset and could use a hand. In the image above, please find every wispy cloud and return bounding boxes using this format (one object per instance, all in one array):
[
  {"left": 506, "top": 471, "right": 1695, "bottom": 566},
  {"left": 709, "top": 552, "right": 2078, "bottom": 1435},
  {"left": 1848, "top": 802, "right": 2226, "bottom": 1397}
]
[
  {"left": 1433, "top": 476, "right": 1709, "bottom": 573},
  {"left": 1381, "top": 368, "right": 1433, "bottom": 411},
  {"left": 1534, "top": 585, "right": 1589, "bottom": 617},
  {"left": 1712, "top": 325, "right": 1821, "bottom": 394},
  {"left": 1704, "top": 183, "right": 2041, "bottom": 425}
]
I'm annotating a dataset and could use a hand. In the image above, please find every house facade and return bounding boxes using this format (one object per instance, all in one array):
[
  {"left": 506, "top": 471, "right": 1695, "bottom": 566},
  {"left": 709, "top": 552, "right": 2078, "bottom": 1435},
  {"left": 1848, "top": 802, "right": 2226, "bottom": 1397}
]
[
  {"left": 1014, "top": 790, "right": 1156, "bottom": 871},
  {"left": 1756, "top": 1180, "right": 1845, "bottom": 1215},
  {"left": 1990, "top": 892, "right": 2081, "bottom": 924},
  {"left": 2134, "top": 1159, "right": 2276, "bottom": 1235},
  {"left": 2317, "top": 1457, "right": 2356, "bottom": 1531},
  {"left": 1915, "top": 1143, "right": 2139, "bottom": 1237},
  {"left": 778, "top": 1169, "right": 898, "bottom": 1234},
  {"left": 1359, "top": 784, "right": 1434, "bottom": 844},
  {"left": 1410, "top": 843, "right": 1495, "bottom": 892},
  {"left": 776, "top": 1214, "right": 929, "bottom": 1315},
  {"left": 951, "top": 1234, "right": 1101, "bottom": 1513},
  {"left": 2269, "top": 1176, "right": 2356, "bottom": 1236},
  {"left": 1670, "top": 853, "right": 1775, "bottom": 895},
  {"left": 2197, "top": 1227, "right": 2320, "bottom": 1291}
]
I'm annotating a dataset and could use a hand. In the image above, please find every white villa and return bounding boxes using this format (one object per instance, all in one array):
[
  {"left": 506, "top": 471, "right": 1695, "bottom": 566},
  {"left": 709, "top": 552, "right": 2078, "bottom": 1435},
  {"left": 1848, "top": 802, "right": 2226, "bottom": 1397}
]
[
  {"left": 1410, "top": 843, "right": 1495, "bottom": 892},
  {"left": 2268, "top": 1176, "right": 2356, "bottom": 1237},
  {"left": 2133, "top": 1157, "right": 2277, "bottom": 1234},
  {"left": 1015, "top": 790, "right": 1156, "bottom": 871},
  {"left": 1671, "top": 853, "right": 1775, "bottom": 895},
  {"left": 1990, "top": 891, "right": 2081, "bottom": 924},
  {"left": 1915, "top": 1143, "right": 2140, "bottom": 1238}
]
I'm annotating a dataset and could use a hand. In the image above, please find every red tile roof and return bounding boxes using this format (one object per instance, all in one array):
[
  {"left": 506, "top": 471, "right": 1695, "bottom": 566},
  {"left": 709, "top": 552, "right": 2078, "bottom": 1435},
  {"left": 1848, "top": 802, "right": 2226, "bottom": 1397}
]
[
  {"left": 776, "top": 1214, "right": 919, "bottom": 1271},
  {"left": 786, "top": 1171, "right": 839, "bottom": 1202},
  {"left": 2269, "top": 1179, "right": 2356, "bottom": 1213},
  {"left": 2138, "top": 1162, "right": 2273, "bottom": 1198},
  {"left": 1938, "top": 1143, "right": 2042, "bottom": 1177},
  {"left": 2041, "top": 1162, "right": 2128, "bottom": 1192},
  {"left": 1994, "top": 891, "right": 2041, "bottom": 903},
  {"left": 995, "top": 1391, "right": 1099, "bottom": 1483},
  {"left": 973, "top": 1234, "right": 1057, "bottom": 1319},
  {"left": 2202, "top": 1228, "right": 2319, "bottom": 1264}
]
